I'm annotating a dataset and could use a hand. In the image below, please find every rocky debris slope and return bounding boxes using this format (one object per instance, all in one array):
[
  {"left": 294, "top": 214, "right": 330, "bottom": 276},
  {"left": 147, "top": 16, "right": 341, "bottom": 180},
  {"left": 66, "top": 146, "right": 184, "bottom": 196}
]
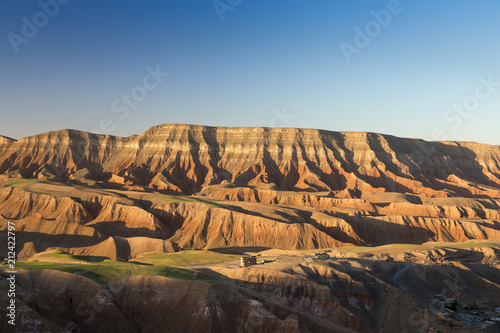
[
  {"left": 2, "top": 182, "right": 500, "bottom": 257},
  {"left": 2, "top": 247, "right": 499, "bottom": 332},
  {"left": 0, "top": 270, "right": 301, "bottom": 333},
  {"left": 211, "top": 247, "right": 500, "bottom": 333}
]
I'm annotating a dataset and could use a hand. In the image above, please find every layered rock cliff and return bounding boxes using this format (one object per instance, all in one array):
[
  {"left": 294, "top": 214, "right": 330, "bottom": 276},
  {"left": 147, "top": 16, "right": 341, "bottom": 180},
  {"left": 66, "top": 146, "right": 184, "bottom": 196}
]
[
  {"left": 0, "top": 130, "right": 129, "bottom": 181},
  {"left": 1, "top": 124, "right": 499, "bottom": 197},
  {"left": 1, "top": 125, "right": 500, "bottom": 332},
  {"left": 1, "top": 125, "right": 500, "bottom": 256}
]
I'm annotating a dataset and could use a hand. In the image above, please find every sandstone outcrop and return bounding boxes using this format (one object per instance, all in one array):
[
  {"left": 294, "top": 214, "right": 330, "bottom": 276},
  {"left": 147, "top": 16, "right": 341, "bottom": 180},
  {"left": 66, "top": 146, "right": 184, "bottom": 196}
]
[
  {"left": 1, "top": 125, "right": 500, "bottom": 257},
  {"left": 0, "top": 125, "right": 499, "bottom": 197}
]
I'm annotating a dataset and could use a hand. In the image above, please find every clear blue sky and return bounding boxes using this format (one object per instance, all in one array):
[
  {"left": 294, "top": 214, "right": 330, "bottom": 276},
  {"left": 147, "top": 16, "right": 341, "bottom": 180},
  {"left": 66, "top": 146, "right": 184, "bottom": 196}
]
[{"left": 1, "top": 0, "right": 500, "bottom": 144}]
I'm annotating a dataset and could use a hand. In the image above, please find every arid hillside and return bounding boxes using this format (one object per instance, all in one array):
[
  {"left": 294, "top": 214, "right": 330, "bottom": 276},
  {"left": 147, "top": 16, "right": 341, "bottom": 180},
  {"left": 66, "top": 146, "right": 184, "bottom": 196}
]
[
  {"left": 1, "top": 125, "right": 500, "bottom": 332},
  {"left": 1, "top": 125, "right": 500, "bottom": 257},
  {"left": 1, "top": 124, "right": 500, "bottom": 197},
  {"left": 2, "top": 245, "right": 500, "bottom": 332}
]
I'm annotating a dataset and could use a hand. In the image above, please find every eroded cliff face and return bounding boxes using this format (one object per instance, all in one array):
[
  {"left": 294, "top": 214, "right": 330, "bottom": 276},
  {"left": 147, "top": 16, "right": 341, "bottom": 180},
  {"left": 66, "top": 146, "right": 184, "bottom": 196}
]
[
  {"left": 1, "top": 125, "right": 500, "bottom": 332},
  {"left": 0, "top": 130, "right": 129, "bottom": 181},
  {"left": 2, "top": 184, "right": 500, "bottom": 258},
  {"left": 1, "top": 124, "right": 500, "bottom": 196},
  {"left": 92, "top": 125, "right": 500, "bottom": 196},
  {"left": 0, "top": 124, "right": 500, "bottom": 256},
  {"left": 0, "top": 135, "right": 15, "bottom": 154}
]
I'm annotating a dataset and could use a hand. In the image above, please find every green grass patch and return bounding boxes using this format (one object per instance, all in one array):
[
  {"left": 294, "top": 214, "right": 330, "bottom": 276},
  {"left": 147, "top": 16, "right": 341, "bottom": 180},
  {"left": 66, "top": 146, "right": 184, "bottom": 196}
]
[
  {"left": 136, "top": 250, "right": 240, "bottom": 266},
  {"left": 155, "top": 194, "right": 224, "bottom": 208},
  {"left": 435, "top": 242, "right": 499, "bottom": 249},
  {"left": 192, "top": 198, "right": 224, "bottom": 208},
  {"left": 6, "top": 259, "right": 219, "bottom": 284},
  {"left": 44, "top": 250, "right": 97, "bottom": 263},
  {"left": 338, "top": 242, "right": 499, "bottom": 253},
  {"left": 11, "top": 261, "right": 70, "bottom": 267},
  {"left": 337, "top": 244, "right": 427, "bottom": 253},
  {"left": 34, "top": 250, "right": 132, "bottom": 266},
  {"left": 339, "top": 246, "right": 374, "bottom": 253},
  {"left": 156, "top": 194, "right": 194, "bottom": 203},
  {"left": 133, "top": 266, "right": 219, "bottom": 283},
  {"left": 81, "top": 266, "right": 133, "bottom": 284},
  {"left": 4, "top": 178, "right": 48, "bottom": 187},
  {"left": 376, "top": 244, "right": 428, "bottom": 250}
]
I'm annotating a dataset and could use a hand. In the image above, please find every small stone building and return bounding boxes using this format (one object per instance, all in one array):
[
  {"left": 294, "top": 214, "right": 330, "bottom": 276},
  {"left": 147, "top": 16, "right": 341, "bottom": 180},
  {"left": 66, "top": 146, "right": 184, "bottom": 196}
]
[
  {"left": 240, "top": 256, "right": 257, "bottom": 267},
  {"left": 314, "top": 253, "right": 330, "bottom": 259}
]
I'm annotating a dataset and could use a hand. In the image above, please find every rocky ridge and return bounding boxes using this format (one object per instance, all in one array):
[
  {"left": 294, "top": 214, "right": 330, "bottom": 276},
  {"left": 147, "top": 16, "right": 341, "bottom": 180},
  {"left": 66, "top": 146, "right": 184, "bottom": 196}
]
[{"left": 0, "top": 124, "right": 499, "bottom": 197}]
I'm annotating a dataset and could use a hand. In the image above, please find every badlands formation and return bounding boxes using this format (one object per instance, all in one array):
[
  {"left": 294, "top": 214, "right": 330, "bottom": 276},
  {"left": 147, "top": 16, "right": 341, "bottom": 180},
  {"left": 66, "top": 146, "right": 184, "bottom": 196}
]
[{"left": 0, "top": 124, "right": 499, "bottom": 332}]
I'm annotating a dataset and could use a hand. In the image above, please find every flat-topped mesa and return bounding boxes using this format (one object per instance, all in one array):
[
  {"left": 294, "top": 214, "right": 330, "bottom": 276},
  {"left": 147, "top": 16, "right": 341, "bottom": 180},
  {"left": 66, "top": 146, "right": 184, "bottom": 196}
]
[
  {"left": 0, "top": 135, "right": 16, "bottom": 145},
  {"left": 0, "top": 129, "right": 130, "bottom": 180},
  {"left": 1, "top": 124, "right": 500, "bottom": 197},
  {"left": 0, "top": 135, "right": 16, "bottom": 157}
]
